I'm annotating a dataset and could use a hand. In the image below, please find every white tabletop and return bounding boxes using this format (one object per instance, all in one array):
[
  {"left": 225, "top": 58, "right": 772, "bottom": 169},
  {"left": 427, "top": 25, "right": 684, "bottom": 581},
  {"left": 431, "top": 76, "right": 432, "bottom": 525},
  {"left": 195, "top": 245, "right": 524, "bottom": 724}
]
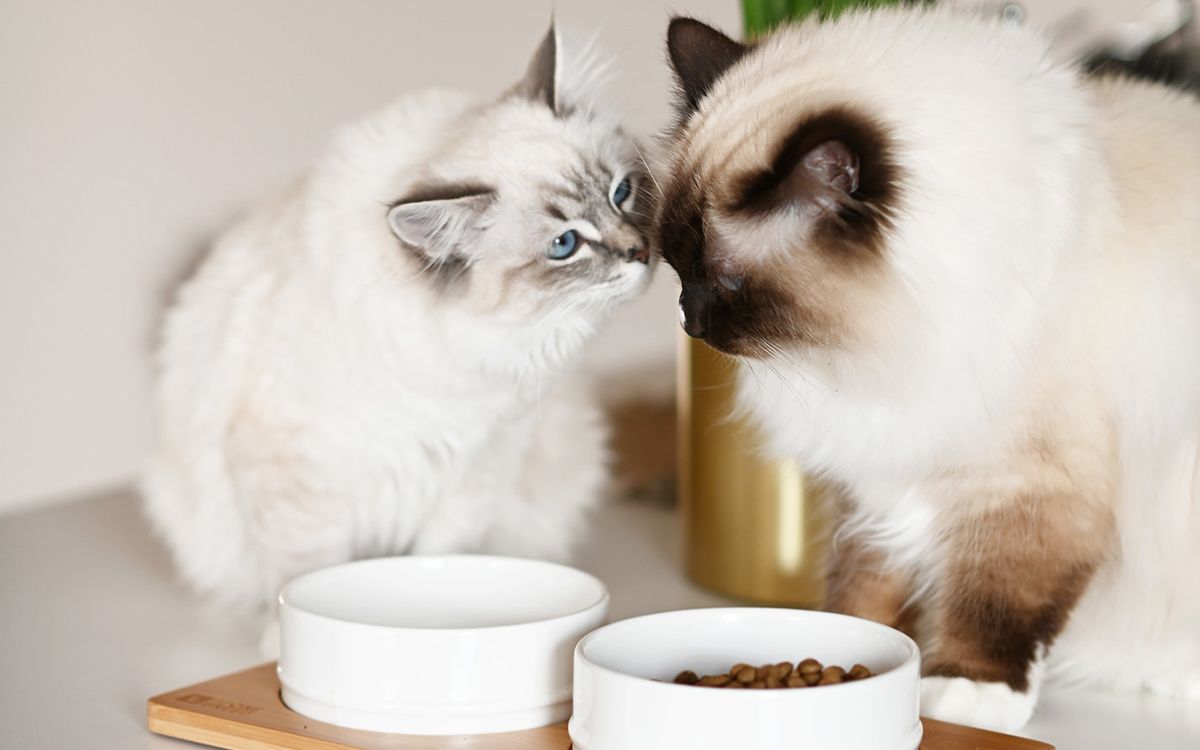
[{"left": 1, "top": 489, "right": 1197, "bottom": 749}]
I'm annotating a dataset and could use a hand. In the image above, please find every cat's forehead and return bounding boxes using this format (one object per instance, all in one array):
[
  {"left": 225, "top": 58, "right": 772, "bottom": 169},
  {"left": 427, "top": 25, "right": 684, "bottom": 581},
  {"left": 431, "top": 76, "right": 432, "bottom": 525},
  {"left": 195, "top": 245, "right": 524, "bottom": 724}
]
[
  {"left": 487, "top": 101, "right": 636, "bottom": 166},
  {"left": 464, "top": 107, "right": 638, "bottom": 218}
]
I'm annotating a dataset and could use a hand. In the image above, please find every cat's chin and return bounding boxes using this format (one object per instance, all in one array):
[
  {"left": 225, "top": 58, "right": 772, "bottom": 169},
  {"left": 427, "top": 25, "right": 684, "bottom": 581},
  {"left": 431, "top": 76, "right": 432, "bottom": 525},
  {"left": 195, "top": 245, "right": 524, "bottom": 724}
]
[
  {"left": 695, "top": 335, "right": 764, "bottom": 360},
  {"left": 590, "top": 266, "right": 654, "bottom": 311}
]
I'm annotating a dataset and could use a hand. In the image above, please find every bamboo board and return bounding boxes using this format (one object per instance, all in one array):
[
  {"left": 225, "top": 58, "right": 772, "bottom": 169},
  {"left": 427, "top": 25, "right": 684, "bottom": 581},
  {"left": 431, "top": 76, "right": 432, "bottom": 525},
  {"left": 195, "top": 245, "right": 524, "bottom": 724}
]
[{"left": 148, "top": 663, "right": 1054, "bottom": 750}]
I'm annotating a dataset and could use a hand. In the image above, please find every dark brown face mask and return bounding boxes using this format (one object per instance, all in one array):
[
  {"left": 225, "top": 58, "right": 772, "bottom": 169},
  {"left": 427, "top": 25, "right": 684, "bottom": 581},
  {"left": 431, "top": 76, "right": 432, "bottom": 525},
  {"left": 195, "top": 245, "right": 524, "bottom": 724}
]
[{"left": 656, "top": 17, "right": 901, "bottom": 357}]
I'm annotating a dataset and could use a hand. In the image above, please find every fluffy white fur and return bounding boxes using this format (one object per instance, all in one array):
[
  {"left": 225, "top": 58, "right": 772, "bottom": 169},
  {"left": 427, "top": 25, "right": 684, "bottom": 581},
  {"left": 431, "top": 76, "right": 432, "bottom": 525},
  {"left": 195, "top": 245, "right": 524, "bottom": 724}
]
[
  {"left": 143, "top": 34, "right": 652, "bottom": 619},
  {"left": 719, "top": 9, "right": 1200, "bottom": 730}
]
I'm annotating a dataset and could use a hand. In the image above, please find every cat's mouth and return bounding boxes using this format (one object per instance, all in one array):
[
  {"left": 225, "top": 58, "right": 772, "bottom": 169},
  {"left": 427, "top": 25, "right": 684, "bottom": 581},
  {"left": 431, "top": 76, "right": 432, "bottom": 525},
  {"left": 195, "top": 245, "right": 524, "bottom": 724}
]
[
  {"left": 586, "top": 256, "right": 654, "bottom": 310},
  {"left": 677, "top": 300, "right": 763, "bottom": 358},
  {"left": 676, "top": 283, "right": 751, "bottom": 357}
]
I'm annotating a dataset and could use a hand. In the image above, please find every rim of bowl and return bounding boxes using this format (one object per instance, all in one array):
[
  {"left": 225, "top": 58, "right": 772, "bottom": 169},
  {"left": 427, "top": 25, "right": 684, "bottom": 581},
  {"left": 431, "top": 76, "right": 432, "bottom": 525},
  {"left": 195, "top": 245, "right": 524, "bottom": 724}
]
[
  {"left": 575, "top": 607, "right": 920, "bottom": 695},
  {"left": 279, "top": 554, "right": 610, "bottom": 635}
]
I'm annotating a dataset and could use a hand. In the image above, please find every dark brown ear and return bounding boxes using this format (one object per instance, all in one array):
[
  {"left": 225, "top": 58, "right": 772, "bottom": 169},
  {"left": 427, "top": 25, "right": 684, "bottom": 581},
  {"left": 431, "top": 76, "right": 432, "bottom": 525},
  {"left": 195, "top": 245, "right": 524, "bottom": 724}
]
[
  {"left": 512, "top": 23, "right": 558, "bottom": 112},
  {"left": 732, "top": 108, "right": 900, "bottom": 255},
  {"left": 734, "top": 109, "right": 894, "bottom": 216},
  {"left": 667, "top": 17, "right": 748, "bottom": 114}
]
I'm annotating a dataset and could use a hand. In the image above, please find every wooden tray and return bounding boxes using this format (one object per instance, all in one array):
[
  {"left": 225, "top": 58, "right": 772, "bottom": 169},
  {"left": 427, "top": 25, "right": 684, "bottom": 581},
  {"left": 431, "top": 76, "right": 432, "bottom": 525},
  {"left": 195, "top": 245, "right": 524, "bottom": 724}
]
[{"left": 148, "top": 663, "right": 1053, "bottom": 750}]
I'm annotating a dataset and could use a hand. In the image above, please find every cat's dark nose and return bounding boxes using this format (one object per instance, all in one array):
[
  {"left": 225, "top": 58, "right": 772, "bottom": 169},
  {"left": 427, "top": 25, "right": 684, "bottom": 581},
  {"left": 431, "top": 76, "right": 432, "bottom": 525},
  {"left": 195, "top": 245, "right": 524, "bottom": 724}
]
[{"left": 679, "top": 291, "right": 708, "bottom": 338}]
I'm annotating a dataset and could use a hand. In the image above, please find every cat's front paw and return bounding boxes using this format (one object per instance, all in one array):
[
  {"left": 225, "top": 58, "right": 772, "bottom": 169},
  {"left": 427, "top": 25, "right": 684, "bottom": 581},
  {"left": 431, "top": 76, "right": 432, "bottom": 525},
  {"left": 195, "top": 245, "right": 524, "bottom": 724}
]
[{"left": 920, "top": 676, "right": 1036, "bottom": 732}]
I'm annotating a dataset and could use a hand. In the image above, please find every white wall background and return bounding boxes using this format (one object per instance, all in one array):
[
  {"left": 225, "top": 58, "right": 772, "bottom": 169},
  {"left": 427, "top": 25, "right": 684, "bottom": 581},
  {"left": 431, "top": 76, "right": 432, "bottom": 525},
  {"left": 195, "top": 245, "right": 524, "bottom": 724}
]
[{"left": 0, "top": 0, "right": 1173, "bottom": 514}]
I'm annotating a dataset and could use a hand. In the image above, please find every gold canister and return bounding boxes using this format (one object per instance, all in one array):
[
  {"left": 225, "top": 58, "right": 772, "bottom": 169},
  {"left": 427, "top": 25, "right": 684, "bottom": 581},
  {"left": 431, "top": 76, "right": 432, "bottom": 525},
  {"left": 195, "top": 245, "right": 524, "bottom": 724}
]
[{"left": 677, "top": 334, "right": 827, "bottom": 607}]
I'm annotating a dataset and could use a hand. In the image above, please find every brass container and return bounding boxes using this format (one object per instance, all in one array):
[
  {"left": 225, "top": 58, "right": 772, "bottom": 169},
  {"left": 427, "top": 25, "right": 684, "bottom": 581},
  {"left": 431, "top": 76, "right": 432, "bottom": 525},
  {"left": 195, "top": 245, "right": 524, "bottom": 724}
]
[{"left": 677, "top": 334, "right": 827, "bottom": 607}]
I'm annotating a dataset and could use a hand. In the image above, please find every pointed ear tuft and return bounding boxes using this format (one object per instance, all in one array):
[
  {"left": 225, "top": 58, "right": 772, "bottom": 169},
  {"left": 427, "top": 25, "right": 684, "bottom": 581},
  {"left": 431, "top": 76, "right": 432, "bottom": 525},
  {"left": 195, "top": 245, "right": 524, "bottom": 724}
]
[
  {"left": 667, "top": 17, "right": 748, "bottom": 114},
  {"left": 387, "top": 185, "right": 496, "bottom": 265},
  {"left": 512, "top": 23, "right": 559, "bottom": 112}
]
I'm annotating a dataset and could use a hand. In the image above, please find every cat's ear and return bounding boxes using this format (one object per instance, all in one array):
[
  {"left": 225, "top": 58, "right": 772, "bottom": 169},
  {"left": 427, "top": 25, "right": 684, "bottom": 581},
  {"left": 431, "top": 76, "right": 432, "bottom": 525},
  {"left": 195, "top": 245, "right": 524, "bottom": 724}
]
[
  {"left": 732, "top": 109, "right": 898, "bottom": 256},
  {"left": 667, "top": 17, "right": 748, "bottom": 114},
  {"left": 802, "top": 140, "right": 860, "bottom": 193},
  {"left": 734, "top": 110, "right": 896, "bottom": 216},
  {"left": 512, "top": 23, "right": 559, "bottom": 113},
  {"left": 740, "top": 136, "right": 861, "bottom": 216},
  {"left": 387, "top": 186, "right": 496, "bottom": 265}
]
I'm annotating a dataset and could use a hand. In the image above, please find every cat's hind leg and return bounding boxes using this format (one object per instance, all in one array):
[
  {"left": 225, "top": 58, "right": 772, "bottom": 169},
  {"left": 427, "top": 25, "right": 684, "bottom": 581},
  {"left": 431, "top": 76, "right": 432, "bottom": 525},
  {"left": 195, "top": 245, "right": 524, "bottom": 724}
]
[
  {"left": 1050, "top": 438, "right": 1200, "bottom": 699},
  {"left": 225, "top": 417, "right": 356, "bottom": 651}
]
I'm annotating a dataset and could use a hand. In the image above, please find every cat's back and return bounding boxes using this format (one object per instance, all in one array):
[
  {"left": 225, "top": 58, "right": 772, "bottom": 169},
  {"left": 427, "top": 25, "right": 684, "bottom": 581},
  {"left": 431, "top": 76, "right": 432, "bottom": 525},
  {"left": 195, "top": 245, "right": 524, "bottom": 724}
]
[
  {"left": 1087, "top": 76, "right": 1200, "bottom": 261},
  {"left": 312, "top": 88, "right": 479, "bottom": 208},
  {"left": 154, "top": 88, "right": 480, "bottom": 434},
  {"left": 168, "top": 88, "right": 479, "bottom": 333}
]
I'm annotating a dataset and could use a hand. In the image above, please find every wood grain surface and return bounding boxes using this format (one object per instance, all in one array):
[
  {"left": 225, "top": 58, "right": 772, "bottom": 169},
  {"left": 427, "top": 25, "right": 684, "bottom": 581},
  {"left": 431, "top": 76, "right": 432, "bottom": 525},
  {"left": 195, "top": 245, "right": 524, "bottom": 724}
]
[{"left": 147, "top": 663, "right": 1054, "bottom": 750}]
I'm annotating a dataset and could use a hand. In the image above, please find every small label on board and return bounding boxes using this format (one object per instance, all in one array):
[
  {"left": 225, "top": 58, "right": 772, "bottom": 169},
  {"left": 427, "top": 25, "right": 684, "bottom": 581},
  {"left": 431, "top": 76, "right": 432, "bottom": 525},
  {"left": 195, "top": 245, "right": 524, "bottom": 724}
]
[{"left": 174, "top": 693, "right": 261, "bottom": 716}]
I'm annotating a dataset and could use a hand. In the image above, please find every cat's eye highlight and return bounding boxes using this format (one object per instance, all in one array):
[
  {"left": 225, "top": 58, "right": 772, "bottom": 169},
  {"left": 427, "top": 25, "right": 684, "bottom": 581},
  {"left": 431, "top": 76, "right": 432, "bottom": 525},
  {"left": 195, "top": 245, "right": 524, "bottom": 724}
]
[
  {"left": 611, "top": 175, "right": 633, "bottom": 210},
  {"left": 548, "top": 229, "right": 580, "bottom": 260}
]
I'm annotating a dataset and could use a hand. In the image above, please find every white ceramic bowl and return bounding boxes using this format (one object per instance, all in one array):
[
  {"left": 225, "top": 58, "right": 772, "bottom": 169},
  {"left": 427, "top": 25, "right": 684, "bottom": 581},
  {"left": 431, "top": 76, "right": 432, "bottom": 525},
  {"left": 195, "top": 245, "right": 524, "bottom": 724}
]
[
  {"left": 278, "top": 555, "right": 608, "bottom": 735},
  {"left": 571, "top": 608, "right": 921, "bottom": 750}
]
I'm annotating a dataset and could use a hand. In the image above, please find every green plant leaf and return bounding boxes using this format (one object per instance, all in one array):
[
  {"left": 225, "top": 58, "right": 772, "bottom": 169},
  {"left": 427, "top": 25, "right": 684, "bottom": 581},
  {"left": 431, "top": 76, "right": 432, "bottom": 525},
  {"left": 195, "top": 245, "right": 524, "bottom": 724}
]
[{"left": 742, "top": 0, "right": 903, "bottom": 36}]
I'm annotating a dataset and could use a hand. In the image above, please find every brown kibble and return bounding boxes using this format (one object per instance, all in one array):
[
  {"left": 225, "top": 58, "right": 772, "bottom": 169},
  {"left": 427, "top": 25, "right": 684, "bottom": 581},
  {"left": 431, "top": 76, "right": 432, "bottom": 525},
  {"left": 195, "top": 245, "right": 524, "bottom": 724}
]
[
  {"left": 673, "top": 670, "right": 700, "bottom": 685},
  {"left": 672, "top": 658, "right": 872, "bottom": 690},
  {"left": 819, "top": 666, "right": 846, "bottom": 685},
  {"left": 698, "top": 674, "right": 732, "bottom": 687},
  {"left": 798, "top": 658, "right": 822, "bottom": 675}
]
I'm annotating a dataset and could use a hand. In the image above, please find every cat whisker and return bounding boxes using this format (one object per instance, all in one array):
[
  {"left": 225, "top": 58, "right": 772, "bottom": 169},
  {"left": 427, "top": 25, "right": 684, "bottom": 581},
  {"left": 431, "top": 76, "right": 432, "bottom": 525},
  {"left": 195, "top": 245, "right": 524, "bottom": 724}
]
[
  {"left": 633, "top": 144, "right": 664, "bottom": 200},
  {"left": 754, "top": 354, "right": 811, "bottom": 408},
  {"left": 758, "top": 340, "right": 832, "bottom": 396}
]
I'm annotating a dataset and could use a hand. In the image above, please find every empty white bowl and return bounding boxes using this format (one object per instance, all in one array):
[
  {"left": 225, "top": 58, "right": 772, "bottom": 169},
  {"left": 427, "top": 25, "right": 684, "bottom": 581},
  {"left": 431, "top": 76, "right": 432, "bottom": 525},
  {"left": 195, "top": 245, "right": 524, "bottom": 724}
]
[
  {"left": 278, "top": 555, "right": 608, "bottom": 735},
  {"left": 570, "top": 608, "right": 921, "bottom": 750}
]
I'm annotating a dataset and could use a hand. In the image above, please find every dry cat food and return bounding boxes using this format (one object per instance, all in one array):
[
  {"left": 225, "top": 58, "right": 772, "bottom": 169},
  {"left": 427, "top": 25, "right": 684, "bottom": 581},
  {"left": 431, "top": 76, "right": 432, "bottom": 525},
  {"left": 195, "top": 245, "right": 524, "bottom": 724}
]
[{"left": 672, "top": 659, "right": 872, "bottom": 689}]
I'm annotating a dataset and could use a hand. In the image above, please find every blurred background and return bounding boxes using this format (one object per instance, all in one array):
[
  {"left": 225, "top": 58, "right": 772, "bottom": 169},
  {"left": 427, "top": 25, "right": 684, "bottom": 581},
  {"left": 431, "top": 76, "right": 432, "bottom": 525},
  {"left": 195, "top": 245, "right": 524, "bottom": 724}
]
[{"left": 1, "top": 0, "right": 1197, "bottom": 516}]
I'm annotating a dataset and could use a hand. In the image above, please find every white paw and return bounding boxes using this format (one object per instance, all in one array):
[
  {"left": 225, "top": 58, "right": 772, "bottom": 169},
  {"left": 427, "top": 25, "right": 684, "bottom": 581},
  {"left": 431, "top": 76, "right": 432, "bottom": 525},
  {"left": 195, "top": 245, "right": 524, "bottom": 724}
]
[
  {"left": 258, "top": 618, "right": 280, "bottom": 660},
  {"left": 920, "top": 676, "right": 1036, "bottom": 732}
]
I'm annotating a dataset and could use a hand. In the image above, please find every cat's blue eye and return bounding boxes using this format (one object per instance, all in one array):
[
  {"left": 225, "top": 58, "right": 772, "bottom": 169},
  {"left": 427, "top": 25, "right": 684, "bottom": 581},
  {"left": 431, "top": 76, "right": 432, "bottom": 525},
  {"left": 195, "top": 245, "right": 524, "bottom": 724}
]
[
  {"left": 611, "top": 176, "right": 633, "bottom": 209},
  {"left": 548, "top": 229, "right": 579, "bottom": 260}
]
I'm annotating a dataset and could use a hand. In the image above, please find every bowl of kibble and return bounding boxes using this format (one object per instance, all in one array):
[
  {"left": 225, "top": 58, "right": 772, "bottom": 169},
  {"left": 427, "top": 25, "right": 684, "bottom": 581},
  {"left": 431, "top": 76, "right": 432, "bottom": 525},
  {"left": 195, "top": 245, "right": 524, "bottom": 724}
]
[
  {"left": 277, "top": 555, "right": 608, "bottom": 735},
  {"left": 569, "top": 607, "right": 921, "bottom": 750}
]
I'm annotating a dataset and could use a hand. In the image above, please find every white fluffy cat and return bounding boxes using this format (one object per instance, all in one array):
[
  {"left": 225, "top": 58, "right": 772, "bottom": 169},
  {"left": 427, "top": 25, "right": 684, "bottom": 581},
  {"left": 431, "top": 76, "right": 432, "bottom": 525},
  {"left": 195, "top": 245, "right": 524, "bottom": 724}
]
[
  {"left": 658, "top": 8, "right": 1200, "bottom": 732},
  {"left": 143, "top": 27, "right": 653, "bottom": 619}
]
